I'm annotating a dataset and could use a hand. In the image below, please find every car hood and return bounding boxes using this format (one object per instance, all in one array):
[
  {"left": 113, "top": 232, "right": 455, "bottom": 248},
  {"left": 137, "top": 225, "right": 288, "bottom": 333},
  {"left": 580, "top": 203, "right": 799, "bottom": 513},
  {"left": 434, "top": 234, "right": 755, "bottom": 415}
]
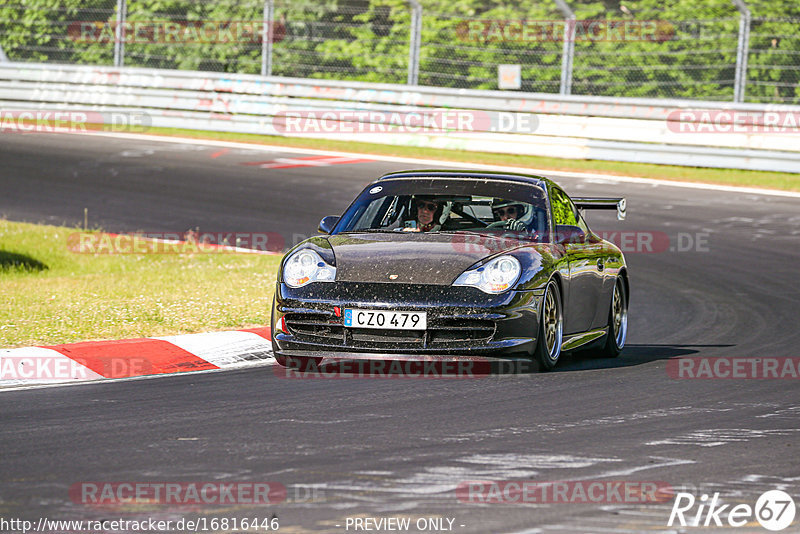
[{"left": 327, "top": 232, "right": 534, "bottom": 285}]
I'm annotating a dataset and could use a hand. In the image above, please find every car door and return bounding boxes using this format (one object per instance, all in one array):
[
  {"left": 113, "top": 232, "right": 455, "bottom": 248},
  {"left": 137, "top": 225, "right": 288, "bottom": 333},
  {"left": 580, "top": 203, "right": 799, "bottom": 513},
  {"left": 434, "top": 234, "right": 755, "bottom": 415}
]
[{"left": 550, "top": 186, "right": 605, "bottom": 334}]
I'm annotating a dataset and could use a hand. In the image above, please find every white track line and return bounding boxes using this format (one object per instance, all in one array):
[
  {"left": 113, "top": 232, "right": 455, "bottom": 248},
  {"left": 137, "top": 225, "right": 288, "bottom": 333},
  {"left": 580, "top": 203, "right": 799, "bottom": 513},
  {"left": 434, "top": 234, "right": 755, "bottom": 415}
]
[{"left": 78, "top": 131, "right": 800, "bottom": 199}]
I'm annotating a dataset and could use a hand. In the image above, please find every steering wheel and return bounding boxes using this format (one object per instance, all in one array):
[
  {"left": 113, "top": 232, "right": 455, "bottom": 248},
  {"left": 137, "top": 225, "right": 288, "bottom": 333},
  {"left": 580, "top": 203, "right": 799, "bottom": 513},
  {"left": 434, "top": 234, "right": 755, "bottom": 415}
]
[{"left": 486, "top": 219, "right": 526, "bottom": 231}]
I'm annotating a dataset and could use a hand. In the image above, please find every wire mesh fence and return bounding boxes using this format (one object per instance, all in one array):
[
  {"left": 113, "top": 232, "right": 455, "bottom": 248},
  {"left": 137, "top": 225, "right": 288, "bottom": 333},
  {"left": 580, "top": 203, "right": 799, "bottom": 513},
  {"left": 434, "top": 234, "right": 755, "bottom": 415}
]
[
  {"left": 271, "top": 0, "right": 411, "bottom": 83},
  {"left": 569, "top": 17, "right": 742, "bottom": 101},
  {"left": 121, "top": 0, "right": 264, "bottom": 73},
  {"left": 0, "top": 1, "right": 117, "bottom": 65},
  {"left": 748, "top": 15, "right": 800, "bottom": 104},
  {"left": 419, "top": 5, "right": 565, "bottom": 93},
  {"left": 0, "top": 0, "right": 798, "bottom": 104}
]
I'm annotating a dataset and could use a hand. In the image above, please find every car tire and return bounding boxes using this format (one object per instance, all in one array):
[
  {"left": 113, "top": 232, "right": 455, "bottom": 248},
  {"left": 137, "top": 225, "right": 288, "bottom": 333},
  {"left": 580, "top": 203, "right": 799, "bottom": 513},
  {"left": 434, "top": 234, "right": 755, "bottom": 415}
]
[
  {"left": 597, "top": 277, "right": 627, "bottom": 358},
  {"left": 270, "top": 296, "right": 279, "bottom": 356},
  {"left": 534, "top": 280, "right": 563, "bottom": 371},
  {"left": 280, "top": 355, "right": 323, "bottom": 371}
]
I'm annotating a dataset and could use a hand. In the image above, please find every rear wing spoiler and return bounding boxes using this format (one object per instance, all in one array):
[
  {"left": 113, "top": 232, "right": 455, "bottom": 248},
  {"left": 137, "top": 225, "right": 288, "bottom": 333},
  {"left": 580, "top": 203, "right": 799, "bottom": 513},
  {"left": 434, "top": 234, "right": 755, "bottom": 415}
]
[{"left": 573, "top": 197, "right": 627, "bottom": 221}]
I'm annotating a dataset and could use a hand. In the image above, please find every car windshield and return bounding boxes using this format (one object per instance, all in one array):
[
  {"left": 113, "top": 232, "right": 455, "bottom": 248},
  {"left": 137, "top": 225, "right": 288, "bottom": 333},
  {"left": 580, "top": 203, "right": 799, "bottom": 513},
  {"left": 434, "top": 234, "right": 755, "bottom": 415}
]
[{"left": 334, "top": 177, "right": 549, "bottom": 239}]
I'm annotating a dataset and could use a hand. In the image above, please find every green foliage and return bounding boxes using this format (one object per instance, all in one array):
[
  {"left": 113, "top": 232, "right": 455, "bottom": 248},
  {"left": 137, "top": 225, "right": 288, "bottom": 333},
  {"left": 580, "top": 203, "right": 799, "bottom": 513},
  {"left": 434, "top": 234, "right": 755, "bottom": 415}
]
[
  {"left": 744, "top": 0, "right": 800, "bottom": 103},
  {"left": 0, "top": 0, "right": 116, "bottom": 64},
  {"left": 0, "top": 0, "right": 798, "bottom": 102}
]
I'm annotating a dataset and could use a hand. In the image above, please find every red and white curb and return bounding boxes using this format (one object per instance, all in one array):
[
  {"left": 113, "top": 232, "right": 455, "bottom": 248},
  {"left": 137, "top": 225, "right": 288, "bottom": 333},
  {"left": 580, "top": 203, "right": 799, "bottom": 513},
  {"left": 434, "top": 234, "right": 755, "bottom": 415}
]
[
  {"left": 0, "top": 327, "right": 273, "bottom": 390},
  {"left": 88, "top": 131, "right": 800, "bottom": 199}
]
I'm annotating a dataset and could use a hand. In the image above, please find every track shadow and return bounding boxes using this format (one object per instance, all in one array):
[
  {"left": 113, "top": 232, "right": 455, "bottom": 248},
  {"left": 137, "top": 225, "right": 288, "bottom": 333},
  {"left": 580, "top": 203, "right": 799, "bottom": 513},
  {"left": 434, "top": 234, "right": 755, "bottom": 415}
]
[
  {"left": 0, "top": 251, "right": 48, "bottom": 272},
  {"left": 274, "top": 356, "right": 536, "bottom": 378},
  {"left": 554, "top": 343, "right": 735, "bottom": 373},
  {"left": 273, "top": 344, "right": 737, "bottom": 378}
]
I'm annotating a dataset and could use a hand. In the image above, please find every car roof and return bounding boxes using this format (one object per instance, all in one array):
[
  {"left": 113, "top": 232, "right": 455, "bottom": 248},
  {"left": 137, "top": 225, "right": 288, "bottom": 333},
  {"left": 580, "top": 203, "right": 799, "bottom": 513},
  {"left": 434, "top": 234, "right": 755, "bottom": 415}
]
[{"left": 376, "top": 169, "right": 553, "bottom": 190}]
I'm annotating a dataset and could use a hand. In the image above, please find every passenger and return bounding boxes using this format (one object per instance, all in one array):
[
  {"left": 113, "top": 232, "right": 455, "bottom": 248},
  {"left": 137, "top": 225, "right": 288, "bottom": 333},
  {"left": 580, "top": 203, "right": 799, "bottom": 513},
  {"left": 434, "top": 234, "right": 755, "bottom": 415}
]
[{"left": 405, "top": 196, "right": 445, "bottom": 232}]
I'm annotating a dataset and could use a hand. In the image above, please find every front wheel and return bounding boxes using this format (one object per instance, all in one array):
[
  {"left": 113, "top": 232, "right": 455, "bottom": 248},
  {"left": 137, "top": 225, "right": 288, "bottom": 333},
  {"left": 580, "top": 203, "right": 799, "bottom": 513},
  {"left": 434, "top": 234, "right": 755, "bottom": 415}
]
[
  {"left": 597, "top": 277, "right": 627, "bottom": 358},
  {"left": 275, "top": 355, "right": 324, "bottom": 371},
  {"left": 534, "top": 280, "right": 563, "bottom": 371}
]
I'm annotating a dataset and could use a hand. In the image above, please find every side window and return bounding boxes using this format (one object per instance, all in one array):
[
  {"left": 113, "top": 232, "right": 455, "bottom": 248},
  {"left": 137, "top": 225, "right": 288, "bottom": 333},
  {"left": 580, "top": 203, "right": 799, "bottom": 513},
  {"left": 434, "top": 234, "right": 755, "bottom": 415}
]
[
  {"left": 550, "top": 187, "right": 577, "bottom": 226},
  {"left": 362, "top": 197, "right": 392, "bottom": 229},
  {"left": 575, "top": 210, "right": 590, "bottom": 234}
]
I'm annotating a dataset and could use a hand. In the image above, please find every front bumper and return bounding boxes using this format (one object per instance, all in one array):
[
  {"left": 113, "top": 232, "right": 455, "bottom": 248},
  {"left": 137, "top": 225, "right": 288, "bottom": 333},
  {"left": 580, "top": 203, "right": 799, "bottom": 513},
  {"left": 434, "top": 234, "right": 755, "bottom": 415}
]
[{"left": 272, "top": 281, "right": 543, "bottom": 358}]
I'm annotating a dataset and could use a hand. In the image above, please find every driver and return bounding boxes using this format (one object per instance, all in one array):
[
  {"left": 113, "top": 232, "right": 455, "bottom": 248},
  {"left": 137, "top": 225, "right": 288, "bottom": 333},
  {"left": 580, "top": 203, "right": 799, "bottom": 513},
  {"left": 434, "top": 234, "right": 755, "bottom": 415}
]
[{"left": 488, "top": 198, "right": 527, "bottom": 231}]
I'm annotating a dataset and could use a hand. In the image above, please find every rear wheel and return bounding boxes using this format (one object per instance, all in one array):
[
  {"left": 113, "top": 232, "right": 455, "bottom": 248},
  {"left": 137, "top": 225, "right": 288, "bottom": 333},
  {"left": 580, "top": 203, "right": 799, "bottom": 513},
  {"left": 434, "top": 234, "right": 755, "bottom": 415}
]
[
  {"left": 597, "top": 277, "right": 627, "bottom": 358},
  {"left": 534, "top": 280, "right": 563, "bottom": 371}
]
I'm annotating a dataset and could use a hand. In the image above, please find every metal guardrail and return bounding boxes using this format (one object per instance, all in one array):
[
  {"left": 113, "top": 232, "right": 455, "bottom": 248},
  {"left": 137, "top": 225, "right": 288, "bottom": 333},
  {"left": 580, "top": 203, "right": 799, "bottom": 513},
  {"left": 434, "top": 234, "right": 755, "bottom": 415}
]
[{"left": 1, "top": 62, "right": 799, "bottom": 173}]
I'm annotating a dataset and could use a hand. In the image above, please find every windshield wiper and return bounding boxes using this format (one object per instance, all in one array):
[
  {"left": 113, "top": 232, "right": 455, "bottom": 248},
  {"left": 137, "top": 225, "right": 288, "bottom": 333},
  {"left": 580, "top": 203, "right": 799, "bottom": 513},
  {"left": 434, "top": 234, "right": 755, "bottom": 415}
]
[
  {"left": 438, "top": 229, "right": 539, "bottom": 240},
  {"left": 339, "top": 229, "right": 397, "bottom": 234},
  {"left": 438, "top": 230, "right": 501, "bottom": 236}
]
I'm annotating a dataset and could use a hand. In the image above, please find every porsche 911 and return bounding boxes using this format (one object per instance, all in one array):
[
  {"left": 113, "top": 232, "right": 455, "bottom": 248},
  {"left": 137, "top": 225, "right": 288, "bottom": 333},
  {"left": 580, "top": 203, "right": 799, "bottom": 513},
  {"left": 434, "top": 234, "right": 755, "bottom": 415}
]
[{"left": 271, "top": 170, "right": 628, "bottom": 371}]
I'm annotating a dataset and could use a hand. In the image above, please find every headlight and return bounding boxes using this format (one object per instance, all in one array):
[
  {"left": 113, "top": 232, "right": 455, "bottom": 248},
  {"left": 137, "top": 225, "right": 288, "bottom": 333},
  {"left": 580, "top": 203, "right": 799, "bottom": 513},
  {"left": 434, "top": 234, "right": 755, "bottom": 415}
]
[
  {"left": 283, "top": 249, "right": 336, "bottom": 288},
  {"left": 453, "top": 255, "right": 521, "bottom": 294}
]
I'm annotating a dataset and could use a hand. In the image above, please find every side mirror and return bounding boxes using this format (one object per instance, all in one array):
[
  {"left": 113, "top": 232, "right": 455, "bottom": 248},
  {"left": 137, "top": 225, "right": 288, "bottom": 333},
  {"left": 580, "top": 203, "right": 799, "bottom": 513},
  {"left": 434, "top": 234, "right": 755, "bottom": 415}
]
[
  {"left": 318, "top": 216, "right": 340, "bottom": 234},
  {"left": 555, "top": 225, "right": 586, "bottom": 245}
]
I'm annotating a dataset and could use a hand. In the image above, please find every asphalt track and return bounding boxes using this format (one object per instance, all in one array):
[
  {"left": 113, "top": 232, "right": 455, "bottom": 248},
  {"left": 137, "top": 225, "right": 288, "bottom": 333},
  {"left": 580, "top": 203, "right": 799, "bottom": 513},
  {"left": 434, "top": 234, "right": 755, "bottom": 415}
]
[{"left": 1, "top": 133, "right": 799, "bottom": 533}]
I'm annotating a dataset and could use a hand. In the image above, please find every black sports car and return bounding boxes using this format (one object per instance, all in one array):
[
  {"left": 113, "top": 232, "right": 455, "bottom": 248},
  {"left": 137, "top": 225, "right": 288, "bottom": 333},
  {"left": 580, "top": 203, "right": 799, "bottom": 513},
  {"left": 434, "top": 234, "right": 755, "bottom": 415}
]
[{"left": 271, "top": 170, "right": 628, "bottom": 371}]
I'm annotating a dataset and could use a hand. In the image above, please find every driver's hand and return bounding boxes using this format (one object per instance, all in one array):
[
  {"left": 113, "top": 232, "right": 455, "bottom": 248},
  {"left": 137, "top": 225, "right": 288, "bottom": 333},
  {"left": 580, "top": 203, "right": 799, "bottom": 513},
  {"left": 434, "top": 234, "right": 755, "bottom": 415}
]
[
  {"left": 487, "top": 219, "right": 525, "bottom": 231},
  {"left": 504, "top": 219, "right": 525, "bottom": 231}
]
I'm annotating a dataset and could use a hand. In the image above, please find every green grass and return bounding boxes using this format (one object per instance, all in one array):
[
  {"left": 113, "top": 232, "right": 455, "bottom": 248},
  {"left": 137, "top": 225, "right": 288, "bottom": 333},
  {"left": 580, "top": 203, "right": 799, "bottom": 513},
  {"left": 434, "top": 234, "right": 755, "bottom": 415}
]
[
  {"left": 144, "top": 126, "right": 800, "bottom": 192},
  {"left": 0, "top": 220, "right": 281, "bottom": 348}
]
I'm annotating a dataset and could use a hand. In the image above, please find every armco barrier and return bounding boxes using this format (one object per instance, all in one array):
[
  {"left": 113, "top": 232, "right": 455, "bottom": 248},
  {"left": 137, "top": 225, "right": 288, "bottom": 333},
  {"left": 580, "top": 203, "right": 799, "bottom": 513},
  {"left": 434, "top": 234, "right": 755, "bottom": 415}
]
[{"left": 1, "top": 62, "right": 799, "bottom": 173}]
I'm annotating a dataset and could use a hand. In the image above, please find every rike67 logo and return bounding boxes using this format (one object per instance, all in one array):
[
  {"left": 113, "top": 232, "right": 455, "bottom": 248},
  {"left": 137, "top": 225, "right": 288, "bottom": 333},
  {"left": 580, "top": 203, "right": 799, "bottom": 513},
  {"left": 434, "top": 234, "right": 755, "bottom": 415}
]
[{"left": 668, "top": 490, "right": 796, "bottom": 531}]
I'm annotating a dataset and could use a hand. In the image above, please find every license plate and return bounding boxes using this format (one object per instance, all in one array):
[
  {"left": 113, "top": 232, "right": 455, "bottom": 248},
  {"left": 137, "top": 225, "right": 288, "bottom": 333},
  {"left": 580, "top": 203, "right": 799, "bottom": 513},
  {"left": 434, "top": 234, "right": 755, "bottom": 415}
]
[{"left": 344, "top": 309, "right": 427, "bottom": 330}]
